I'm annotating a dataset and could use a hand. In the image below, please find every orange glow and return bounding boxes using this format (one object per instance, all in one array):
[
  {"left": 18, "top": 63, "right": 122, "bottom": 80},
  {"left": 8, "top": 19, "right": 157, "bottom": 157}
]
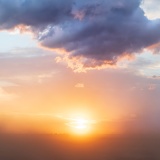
[{"left": 147, "top": 42, "right": 160, "bottom": 51}]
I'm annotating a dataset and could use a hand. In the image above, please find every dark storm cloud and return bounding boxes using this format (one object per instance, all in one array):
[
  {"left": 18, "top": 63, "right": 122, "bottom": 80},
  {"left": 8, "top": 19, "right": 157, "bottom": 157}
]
[
  {"left": 40, "top": 0, "right": 160, "bottom": 66},
  {"left": 0, "top": 0, "right": 160, "bottom": 68},
  {"left": 0, "top": 0, "right": 73, "bottom": 29}
]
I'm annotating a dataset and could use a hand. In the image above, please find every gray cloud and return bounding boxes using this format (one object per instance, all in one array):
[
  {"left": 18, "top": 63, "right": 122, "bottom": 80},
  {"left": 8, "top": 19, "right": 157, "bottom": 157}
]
[
  {"left": 0, "top": 0, "right": 160, "bottom": 69},
  {"left": 0, "top": 0, "right": 73, "bottom": 29}
]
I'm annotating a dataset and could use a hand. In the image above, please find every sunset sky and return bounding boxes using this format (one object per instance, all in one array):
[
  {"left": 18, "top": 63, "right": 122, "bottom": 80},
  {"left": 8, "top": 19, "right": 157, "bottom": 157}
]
[{"left": 0, "top": 0, "right": 160, "bottom": 135}]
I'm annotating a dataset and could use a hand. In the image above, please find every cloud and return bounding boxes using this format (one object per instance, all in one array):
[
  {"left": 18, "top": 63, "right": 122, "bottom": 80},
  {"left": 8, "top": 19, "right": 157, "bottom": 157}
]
[
  {"left": 0, "top": 87, "right": 18, "bottom": 101},
  {"left": 0, "top": 0, "right": 160, "bottom": 71},
  {"left": 141, "top": 0, "right": 160, "bottom": 20},
  {"left": 75, "top": 83, "right": 84, "bottom": 88},
  {"left": 0, "top": 0, "right": 73, "bottom": 29},
  {"left": 0, "top": 80, "right": 18, "bottom": 87},
  {"left": 153, "top": 75, "right": 160, "bottom": 79}
]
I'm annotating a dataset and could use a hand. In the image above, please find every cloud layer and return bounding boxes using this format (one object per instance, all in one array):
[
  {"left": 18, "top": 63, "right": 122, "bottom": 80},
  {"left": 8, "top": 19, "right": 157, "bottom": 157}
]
[{"left": 0, "top": 0, "right": 160, "bottom": 70}]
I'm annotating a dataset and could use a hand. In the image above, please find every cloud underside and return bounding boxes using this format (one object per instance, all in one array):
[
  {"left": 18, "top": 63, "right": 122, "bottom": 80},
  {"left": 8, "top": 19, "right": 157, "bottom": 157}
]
[{"left": 0, "top": 0, "right": 160, "bottom": 71}]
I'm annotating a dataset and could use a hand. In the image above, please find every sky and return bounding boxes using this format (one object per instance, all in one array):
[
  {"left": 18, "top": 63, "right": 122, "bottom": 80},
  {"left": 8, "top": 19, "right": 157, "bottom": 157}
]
[{"left": 0, "top": 0, "right": 160, "bottom": 135}]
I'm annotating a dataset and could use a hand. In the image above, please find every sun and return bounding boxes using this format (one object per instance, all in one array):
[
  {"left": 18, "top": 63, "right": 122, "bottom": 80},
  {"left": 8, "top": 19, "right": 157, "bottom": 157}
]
[
  {"left": 72, "top": 118, "right": 88, "bottom": 129},
  {"left": 56, "top": 111, "right": 96, "bottom": 135},
  {"left": 67, "top": 117, "right": 92, "bottom": 134}
]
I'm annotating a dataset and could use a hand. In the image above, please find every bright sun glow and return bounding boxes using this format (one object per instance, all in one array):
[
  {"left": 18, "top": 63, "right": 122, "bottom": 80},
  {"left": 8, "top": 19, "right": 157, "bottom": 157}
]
[
  {"left": 56, "top": 111, "right": 96, "bottom": 135},
  {"left": 67, "top": 117, "right": 92, "bottom": 134},
  {"left": 72, "top": 118, "right": 88, "bottom": 129}
]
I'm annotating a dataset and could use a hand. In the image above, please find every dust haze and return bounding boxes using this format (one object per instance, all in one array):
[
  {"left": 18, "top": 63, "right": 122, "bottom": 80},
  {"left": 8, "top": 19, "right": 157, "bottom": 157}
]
[{"left": 0, "top": 134, "right": 160, "bottom": 160}]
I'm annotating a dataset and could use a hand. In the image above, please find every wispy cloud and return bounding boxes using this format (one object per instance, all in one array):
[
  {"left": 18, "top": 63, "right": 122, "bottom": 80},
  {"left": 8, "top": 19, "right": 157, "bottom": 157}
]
[
  {"left": 75, "top": 83, "right": 84, "bottom": 88},
  {"left": 0, "top": 87, "right": 18, "bottom": 101},
  {"left": 0, "top": 81, "right": 18, "bottom": 87}
]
